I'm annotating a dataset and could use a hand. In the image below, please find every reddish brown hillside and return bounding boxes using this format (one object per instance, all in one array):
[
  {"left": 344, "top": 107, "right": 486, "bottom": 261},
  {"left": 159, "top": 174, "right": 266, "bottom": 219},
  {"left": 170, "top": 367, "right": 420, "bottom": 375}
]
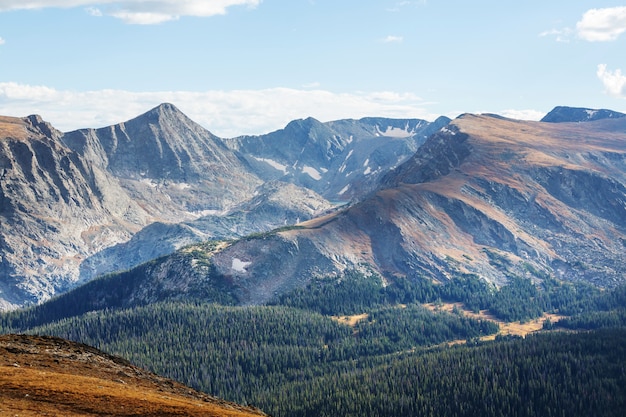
[{"left": 0, "top": 334, "right": 267, "bottom": 417}]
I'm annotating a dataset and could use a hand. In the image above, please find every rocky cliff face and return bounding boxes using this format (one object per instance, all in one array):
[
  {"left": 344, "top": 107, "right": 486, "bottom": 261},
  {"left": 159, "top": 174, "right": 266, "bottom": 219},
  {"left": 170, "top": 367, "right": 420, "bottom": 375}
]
[
  {"left": 4, "top": 104, "right": 625, "bottom": 311},
  {"left": 0, "top": 115, "right": 150, "bottom": 310},
  {"left": 225, "top": 115, "right": 451, "bottom": 201}
]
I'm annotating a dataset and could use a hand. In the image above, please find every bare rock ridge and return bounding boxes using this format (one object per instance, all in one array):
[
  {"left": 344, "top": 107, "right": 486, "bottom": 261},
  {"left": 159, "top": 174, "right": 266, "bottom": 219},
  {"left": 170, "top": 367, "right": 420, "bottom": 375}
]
[
  {"left": 0, "top": 333, "right": 268, "bottom": 416},
  {"left": 0, "top": 114, "right": 149, "bottom": 310},
  {"left": 2, "top": 103, "right": 266, "bottom": 309},
  {"left": 62, "top": 102, "right": 262, "bottom": 219}
]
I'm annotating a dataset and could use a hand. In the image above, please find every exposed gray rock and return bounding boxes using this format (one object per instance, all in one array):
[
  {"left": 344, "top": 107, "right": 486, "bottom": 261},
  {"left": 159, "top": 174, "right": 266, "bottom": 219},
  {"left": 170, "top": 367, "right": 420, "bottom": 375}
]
[
  {"left": 225, "top": 115, "right": 451, "bottom": 201},
  {"left": 79, "top": 181, "right": 333, "bottom": 280},
  {"left": 0, "top": 114, "right": 150, "bottom": 309}
]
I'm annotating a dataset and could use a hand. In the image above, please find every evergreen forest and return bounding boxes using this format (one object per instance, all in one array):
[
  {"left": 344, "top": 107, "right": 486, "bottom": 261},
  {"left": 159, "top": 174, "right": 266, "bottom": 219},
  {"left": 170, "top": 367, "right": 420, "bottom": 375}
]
[{"left": 2, "top": 267, "right": 626, "bottom": 417}]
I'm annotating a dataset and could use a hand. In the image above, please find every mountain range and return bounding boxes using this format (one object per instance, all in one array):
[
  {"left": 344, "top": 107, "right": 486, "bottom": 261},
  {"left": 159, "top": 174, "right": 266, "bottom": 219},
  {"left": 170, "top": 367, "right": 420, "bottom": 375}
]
[
  {"left": 0, "top": 105, "right": 447, "bottom": 309},
  {"left": 47, "top": 106, "right": 626, "bottom": 310}
]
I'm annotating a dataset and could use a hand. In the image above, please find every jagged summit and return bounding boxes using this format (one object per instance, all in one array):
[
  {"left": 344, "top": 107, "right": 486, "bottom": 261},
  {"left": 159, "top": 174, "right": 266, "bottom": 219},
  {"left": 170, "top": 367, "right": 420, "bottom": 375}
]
[
  {"left": 541, "top": 106, "right": 626, "bottom": 123},
  {"left": 129, "top": 102, "right": 201, "bottom": 129}
]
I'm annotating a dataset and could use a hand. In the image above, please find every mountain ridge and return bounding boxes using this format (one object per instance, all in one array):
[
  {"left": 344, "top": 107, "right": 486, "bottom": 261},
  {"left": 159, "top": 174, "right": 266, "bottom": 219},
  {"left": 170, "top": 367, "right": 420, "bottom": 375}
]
[{"left": 541, "top": 105, "right": 626, "bottom": 123}]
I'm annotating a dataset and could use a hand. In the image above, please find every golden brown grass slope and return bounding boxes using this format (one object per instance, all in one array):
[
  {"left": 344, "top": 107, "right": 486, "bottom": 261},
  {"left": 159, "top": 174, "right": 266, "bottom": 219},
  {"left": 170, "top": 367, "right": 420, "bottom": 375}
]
[{"left": 0, "top": 334, "right": 268, "bottom": 417}]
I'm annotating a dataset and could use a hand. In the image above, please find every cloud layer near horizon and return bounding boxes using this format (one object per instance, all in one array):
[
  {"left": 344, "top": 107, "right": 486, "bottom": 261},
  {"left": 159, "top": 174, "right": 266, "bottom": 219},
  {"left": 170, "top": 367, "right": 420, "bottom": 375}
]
[
  {"left": 0, "top": 0, "right": 259, "bottom": 24},
  {"left": 0, "top": 83, "right": 445, "bottom": 137}
]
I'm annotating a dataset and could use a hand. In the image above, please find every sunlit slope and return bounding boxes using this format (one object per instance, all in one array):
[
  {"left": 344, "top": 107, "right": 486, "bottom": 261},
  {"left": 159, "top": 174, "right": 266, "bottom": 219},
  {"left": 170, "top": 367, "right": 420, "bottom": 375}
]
[{"left": 0, "top": 334, "right": 268, "bottom": 417}]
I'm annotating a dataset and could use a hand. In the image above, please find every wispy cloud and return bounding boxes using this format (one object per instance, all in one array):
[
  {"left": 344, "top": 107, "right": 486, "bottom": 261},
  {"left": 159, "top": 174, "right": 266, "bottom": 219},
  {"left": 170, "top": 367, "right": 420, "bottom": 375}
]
[
  {"left": 382, "top": 35, "right": 403, "bottom": 43},
  {"left": 539, "top": 28, "right": 572, "bottom": 43},
  {"left": 0, "top": 0, "right": 261, "bottom": 24},
  {"left": 577, "top": 7, "right": 626, "bottom": 42},
  {"left": 85, "top": 6, "right": 102, "bottom": 17},
  {"left": 597, "top": 64, "right": 626, "bottom": 98},
  {"left": 0, "top": 83, "right": 439, "bottom": 137},
  {"left": 0, "top": 37, "right": 5, "bottom": 45}
]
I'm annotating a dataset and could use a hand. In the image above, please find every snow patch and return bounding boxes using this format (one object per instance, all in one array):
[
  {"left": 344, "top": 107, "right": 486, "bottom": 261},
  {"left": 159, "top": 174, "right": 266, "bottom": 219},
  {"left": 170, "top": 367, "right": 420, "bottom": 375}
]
[
  {"left": 339, "top": 150, "right": 354, "bottom": 174},
  {"left": 585, "top": 109, "right": 598, "bottom": 119},
  {"left": 232, "top": 258, "right": 251, "bottom": 273},
  {"left": 174, "top": 182, "right": 191, "bottom": 190},
  {"left": 440, "top": 126, "right": 456, "bottom": 136},
  {"left": 376, "top": 124, "right": 415, "bottom": 138},
  {"left": 302, "top": 166, "right": 322, "bottom": 180},
  {"left": 364, "top": 166, "right": 372, "bottom": 175},
  {"left": 140, "top": 178, "right": 158, "bottom": 188},
  {"left": 252, "top": 156, "right": 288, "bottom": 174},
  {"left": 338, "top": 184, "right": 350, "bottom": 195},
  {"left": 363, "top": 158, "right": 369, "bottom": 167}
]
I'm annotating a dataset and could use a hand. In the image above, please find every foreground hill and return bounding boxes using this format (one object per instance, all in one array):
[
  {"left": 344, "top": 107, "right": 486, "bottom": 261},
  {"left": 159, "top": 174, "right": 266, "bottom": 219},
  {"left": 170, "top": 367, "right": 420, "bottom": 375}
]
[{"left": 0, "top": 333, "right": 267, "bottom": 417}]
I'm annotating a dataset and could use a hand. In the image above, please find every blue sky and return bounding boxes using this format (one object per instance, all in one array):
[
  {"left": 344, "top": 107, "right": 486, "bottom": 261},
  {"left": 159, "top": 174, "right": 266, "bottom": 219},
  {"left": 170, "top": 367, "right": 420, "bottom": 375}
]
[{"left": 1, "top": 1, "right": 625, "bottom": 137}]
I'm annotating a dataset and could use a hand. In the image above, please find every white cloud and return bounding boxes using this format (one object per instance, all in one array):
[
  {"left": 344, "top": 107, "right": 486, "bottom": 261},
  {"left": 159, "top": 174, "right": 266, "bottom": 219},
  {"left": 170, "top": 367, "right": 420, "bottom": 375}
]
[
  {"left": 0, "top": 82, "right": 440, "bottom": 137},
  {"left": 597, "top": 64, "right": 626, "bottom": 98},
  {"left": 0, "top": 1, "right": 261, "bottom": 24},
  {"left": 577, "top": 7, "right": 626, "bottom": 41},
  {"left": 0, "top": 37, "right": 5, "bottom": 45},
  {"left": 382, "top": 35, "right": 403, "bottom": 43}
]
